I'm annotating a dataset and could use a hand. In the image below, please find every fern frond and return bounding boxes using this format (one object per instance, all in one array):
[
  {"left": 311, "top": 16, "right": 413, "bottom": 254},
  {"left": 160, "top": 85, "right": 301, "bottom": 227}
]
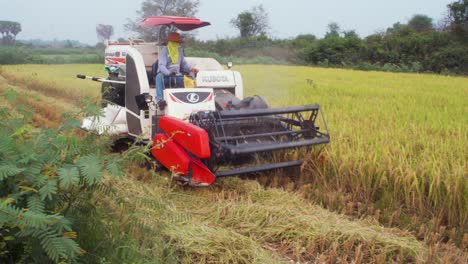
[
  {"left": 23, "top": 160, "right": 44, "bottom": 184},
  {"left": 39, "top": 231, "right": 66, "bottom": 263},
  {"left": 56, "top": 134, "right": 84, "bottom": 158},
  {"left": 59, "top": 117, "right": 82, "bottom": 132},
  {"left": 0, "top": 136, "right": 17, "bottom": 158},
  {"left": 58, "top": 165, "right": 80, "bottom": 189},
  {"left": 71, "top": 201, "right": 98, "bottom": 218},
  {"left": 106, "top": 158, "right": 125, "bottom": 177},
  {"left": 0, "top": 204, "right": 22, "bottom": 223},
  {"left": 58, "top": 236, "right": 81, "bottom": 260},
  {"left": 77, "top": 154, "right": 102, "bottom": 185},
  {"left": 89, "top": 183, "right": 115, "bottom": 197},
  {"left": 18, "top": 211, "right": 51, "bottom": 229},
  {"left": 27, "top": 195, "right": 45, "bottom": 213},
  {"left": 0, "top": 162, "right": 24, "bottom": 180},
  {"left": 51, "top": 216, "right": 72, "bottom": 234},
  {"left": 39, "top": 179, "right": 58, "bottom": 201},
  {"left": 0, "top": 102, "right": 124, "bottom": 262},
  {"left": 38, "top": 233, "right": 80, "bottom": 262},
  {"left": 32, "top": 174, "right": 48, "bottom": 189}
]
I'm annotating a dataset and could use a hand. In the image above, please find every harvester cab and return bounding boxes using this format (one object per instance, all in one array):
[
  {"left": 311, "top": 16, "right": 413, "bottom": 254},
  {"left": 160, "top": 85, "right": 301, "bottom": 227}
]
[{"left": 78, "top": 16, "right": 330, "bottom": 186}]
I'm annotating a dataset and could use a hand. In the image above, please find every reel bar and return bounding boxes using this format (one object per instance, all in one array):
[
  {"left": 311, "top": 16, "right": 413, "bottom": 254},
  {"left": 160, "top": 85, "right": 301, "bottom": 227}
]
[
  {"left": 223, "top": 136, "right": 330, "bottom": 155},
  {"left": 215, "top": 160, "right": 304, "bottom": 177},
  {"left": 217, "top": 104, "right": 320, "bottom": 118},
  {"left": 76, "top": 74, "right": 126, "bottom": 84},
  {"left": 215, "top": 128, "right": 312, "bottom": 141}
]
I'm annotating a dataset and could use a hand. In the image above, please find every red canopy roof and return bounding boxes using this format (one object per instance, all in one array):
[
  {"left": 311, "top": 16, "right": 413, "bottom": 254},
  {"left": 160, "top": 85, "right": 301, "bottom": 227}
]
[{"left": 141, "top": 16, "right": 211, "bottom": 31}]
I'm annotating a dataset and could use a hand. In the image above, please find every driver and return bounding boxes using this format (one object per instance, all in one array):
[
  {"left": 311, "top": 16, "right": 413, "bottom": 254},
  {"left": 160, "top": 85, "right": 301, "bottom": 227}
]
[{"left": 155, "top": 32, "right": 199, "bottom": 109}]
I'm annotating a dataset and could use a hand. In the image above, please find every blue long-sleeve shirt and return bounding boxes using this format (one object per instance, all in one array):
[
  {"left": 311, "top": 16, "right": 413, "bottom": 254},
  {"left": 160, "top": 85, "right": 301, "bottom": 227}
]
[{"left": 157, "top": 46, "right": 192, "bottom": 76}]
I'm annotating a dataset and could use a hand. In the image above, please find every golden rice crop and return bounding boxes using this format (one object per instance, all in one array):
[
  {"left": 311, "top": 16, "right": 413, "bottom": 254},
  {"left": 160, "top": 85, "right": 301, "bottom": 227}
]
[
  {"left": 0, "top": 64, "right": 466, "bottom": 261},
  {"left": 99, "top": 169, "right": 430, "bottom": 263},
  {"left": 238, "top": 65, "right": 467, "bottom": 242}
]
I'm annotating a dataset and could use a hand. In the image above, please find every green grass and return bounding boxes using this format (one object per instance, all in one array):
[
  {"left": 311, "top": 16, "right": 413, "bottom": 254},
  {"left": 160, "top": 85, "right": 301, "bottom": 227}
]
[
  {"left": 38, "top": 54, "right": 103, "bottom": 64},
  {"left": 0, "top": 46, "right": 103, "bottom": 65},
  {"left": 0, "top": 64, "right": 104, "bottom": 99}
]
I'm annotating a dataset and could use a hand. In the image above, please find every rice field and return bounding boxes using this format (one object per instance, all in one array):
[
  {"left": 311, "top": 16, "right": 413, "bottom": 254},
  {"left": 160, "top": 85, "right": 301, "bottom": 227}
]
[
  {"left": 240, "top": 65, "right": 467, "bottom": 236},
  {"left": 0, "top": 64, "right": 466, "bottom": 262}
]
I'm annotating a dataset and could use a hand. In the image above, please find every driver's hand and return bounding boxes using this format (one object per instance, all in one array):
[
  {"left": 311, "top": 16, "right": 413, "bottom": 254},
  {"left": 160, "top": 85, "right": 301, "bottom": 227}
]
[{"left": 190, "top": 67, "right": 199, "bottom": 74}]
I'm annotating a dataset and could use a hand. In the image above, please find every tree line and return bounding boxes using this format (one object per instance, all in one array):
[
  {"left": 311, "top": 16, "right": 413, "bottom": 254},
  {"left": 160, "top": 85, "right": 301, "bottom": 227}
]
[
  {"left": 125, "top": 0, "right": 467, "bottom": 74},
  {"left": 1, "top": 0, "right": 467, "bottom": 74},
  {"left": 293, "top": 15, "right": 467, "bottom": 74}
]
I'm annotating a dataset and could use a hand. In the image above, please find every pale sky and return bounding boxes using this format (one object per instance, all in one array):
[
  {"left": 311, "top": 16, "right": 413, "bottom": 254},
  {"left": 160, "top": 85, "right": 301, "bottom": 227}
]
[{"left": 0, "top": 0, "right": 453, "bottom": 44}]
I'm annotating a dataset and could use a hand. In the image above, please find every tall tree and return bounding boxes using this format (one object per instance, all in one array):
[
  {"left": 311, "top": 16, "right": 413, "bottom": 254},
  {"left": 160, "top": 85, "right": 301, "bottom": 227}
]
[
  {"left": 231, "top": 5, "right": 269, "bottom": 38},
  {"left": 343, "top": 30, "right": 359, "bottom": 38},
  {"left": 408, "top": 14, "right": 434, "bottom": 32},
  {"left": 325, "top": 22, "right": 340, "bottom": 38},
  {"left": 0, "top": 22, "right": 6, "bottom": 43},
  {"left": 447, "top": 0, "right": 468, "bottom": 42},
  {"left": 125, "top": 0, "right": 200, "bottom": 41},
  {"left": 96, "top": 24, "right": 114, "bottom": 42},
  {"left": 386, "top": 22, "right": 407, "bottom": 33},
  {"left": 0, "top": 21, "right": 21, "bottom": 45}
]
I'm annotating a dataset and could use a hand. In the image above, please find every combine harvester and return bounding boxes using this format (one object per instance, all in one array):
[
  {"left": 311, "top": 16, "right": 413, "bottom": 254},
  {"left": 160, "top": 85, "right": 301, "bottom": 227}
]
[{"left": 78, "top": 16, "right": 330, "bottom": 186}]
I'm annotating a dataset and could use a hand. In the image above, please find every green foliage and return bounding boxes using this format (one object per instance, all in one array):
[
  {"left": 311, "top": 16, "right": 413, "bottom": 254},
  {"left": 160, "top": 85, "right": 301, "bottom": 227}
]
[
  {"left": 58, "top": 166, "right": 80, "bottom": 189},
  {"left": 0, "top": 91, "right": 125, "bottom": 263},
  {"left": 96, "top": 24, "right": 114, "bottom": 42},
  {"left": 290, "top": 34, "right": 317, "bottom": 50},
  {"left": 232, "top": 12, "right": 256, "bottom": 38},
  {"left": 325, "top": 22, "right": 341, "bottom": 38},
  {"left": 0, "top": 21, "right": 22, "bottom": 44},
  {"left": 0, "top": 46, "right": 103, "bottom": 65},
  {"left": 297, "top": 22, "right": 468, "bottom": 74},
  {"left": 125, "top": 0, "right": 200, "bottom": 41},
  {"left": 447, "top": 0, "right": 468, "bottom": 42},
  {"left": 0, "top": 46, "right": 40, "bottom": 65},
  {"left": 186, "top": 40, "right": 288, "bottom": 65},
  {"left": 191, "top": 7, "right": 466, "bottom": 75},
  {"left": 230, "top": 5, "right": 269, "bottom": 38},
  {"left": 304, "top": 33, "right": 366, "bottom": 65},
  {"left": 427, "top": 44, "right": 468, "bottom": 73},
  {"left": 191, "top": 35, "right": 277, "bottom": 57},
  {"left": 408, "top": 14, "right": 434, "bottom": 32}
]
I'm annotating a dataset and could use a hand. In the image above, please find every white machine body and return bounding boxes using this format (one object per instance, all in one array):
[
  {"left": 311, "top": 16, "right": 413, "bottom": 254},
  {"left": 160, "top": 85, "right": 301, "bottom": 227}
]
[
  {"left": 164, "top": 88, "right": 216, "bottom": 121},
  {"left": 83, "top": 44, "right": 244, "bottom": 141},
  {"left": 81, "top": 105, "right": 128, "bottom": 135}
]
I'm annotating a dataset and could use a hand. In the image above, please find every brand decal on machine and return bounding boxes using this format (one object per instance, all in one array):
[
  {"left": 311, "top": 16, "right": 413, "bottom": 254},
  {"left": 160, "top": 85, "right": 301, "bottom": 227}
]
[
  {"left": 186, "top": 93, "right": 200, "bottom": 103},
  {"left": 201, "top": 75, "right": 229, "bottom": 82},
  {"left": 171, "top": 92, "right": 212, "bottom": 104}
]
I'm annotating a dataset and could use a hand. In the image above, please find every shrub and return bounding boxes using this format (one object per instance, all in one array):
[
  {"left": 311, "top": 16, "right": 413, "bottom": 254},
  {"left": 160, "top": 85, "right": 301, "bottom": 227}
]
[
  {"left": 427, "top": 45, "right": 468, "bottom": 74},
  {"left": 382, "top": 63, "right": 401, "bottom": 72},
  {"left": 185, "top": 48, "right": 288, "bottom": 65},
  {"left": 0, "top": 45, "right": 102, "bottom": 65},
  {"left": 410, "top": 61, "right": 423, "bottom": 72},
  {"left": 185, "top": 48, "right": 226, "bottom": 64},
  {"left": 0, "top": 92, "right": 125, "bottom": 263},
  {"left": 353, "top": 62, "right": 379, "bottom": 71},
  {"left": 0, "top": 46, "right": 37, "bottom": 64}
]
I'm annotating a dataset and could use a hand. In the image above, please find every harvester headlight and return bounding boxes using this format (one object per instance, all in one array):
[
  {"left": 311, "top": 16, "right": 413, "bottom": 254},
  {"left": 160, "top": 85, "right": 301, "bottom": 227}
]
[{"left": 144, "top": 94, "right": 153, "bottom": 103}]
